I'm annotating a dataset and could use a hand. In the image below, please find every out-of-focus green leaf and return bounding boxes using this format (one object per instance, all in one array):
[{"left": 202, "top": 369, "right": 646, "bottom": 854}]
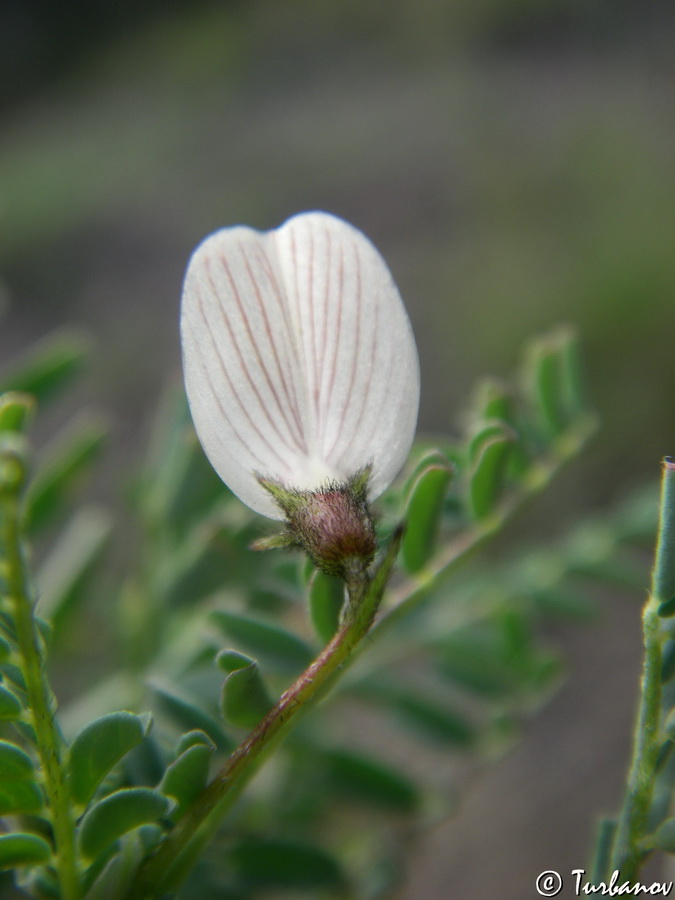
[
  {"left": 26, "top": 417, "right": 108, "bottom": 534},
  {"left": 159, "top": 733, "right": 215, "bottom": 818},
  {"left": 139, "top": 385, "right": 231, "bottom": 533},
  {"left": 307, "top": 570, "right": 344, "bottom": 644},
  {"left": 0, "top": 833, "right": 52, "bottom": 870},
  {"left": 68, "top": 711, "right": 152, "bottom": 807},
  {"left": 402, "top": 452, "right": 453, "bottom": 573},
  {"left": 0, "top": 740, "right": 34, "bottom": 779},
  {"left": 362, "top": 682, "right": 475, "bottom": 748},
  {"left": 652, "top": 817, "right": 675, "bottom": 854},
  {"left": 82, "top": 833, "right": 143, "bottom": 900},
  {"left": 228, "top": 838, "right": 344, "bottom": 890},
  {"left": 0, "top": 684, "right": 22, "bottom": 719},
  {"left": 436, "top": 630, "right": 519, "bottom": 697},
  {"left": 522, "top": 327, "right": 585, "bottom": 438},
  {"left": 217, "top": 650, "right": 273, "bottom": 728},
  {"left": 0, "top": 779, "right": 43, "bottom": 815},
  {"left": 37, "top": 506, "right": 112, "bottom": 631},
  {"left": 0, "top": 392, "right": 35, "bottom": 433},
  {"left": 468, "top": 423, "right": 514, "bottom": 520},
  {"left": 0, "top": 635, "right": 11, "bottom": 661},
  {"left": 151, "top": 683, "right": 232, "bottom": 750},
  {"left": 0, "top": 330, "right": 90, "bottom": 406},
  {"left": 78, "top": 788, "right": 173, "bottom": 861},
  {"left": 210, "top": 610, "right": 314, "bottom": 673},
  {"left": 323, "top": 748, "right": 419, "bottom": 812},
  {"left": 391, "top": 692, "right": 475, "bottom": 747}
]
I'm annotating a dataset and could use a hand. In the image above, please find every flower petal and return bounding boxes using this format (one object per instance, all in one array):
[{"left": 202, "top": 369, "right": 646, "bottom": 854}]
[{"left": 181, "top": 212, "right": 419, "bottom": 519}]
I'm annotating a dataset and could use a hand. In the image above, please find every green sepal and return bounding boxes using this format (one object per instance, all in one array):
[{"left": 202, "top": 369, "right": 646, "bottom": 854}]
[
  {"left": 468, "top": 422, "right": 515, "bottom": 520},
  {"left": 308, "top": 570, "right": 344, "bottom": 644},
  {"left": 401, "top": 451, "right": 454, "bottom": 573},
  {"left": 0, "top": 330, "right": 90, "bottom": 406},
  {"left": 227, "top": 838, "right": 344, "bottom": 891},
  {"left": 159, "top": 733, "right": 215, "bottom": 819},
  {"left": 0, "top": 392, "right": 35, "bottom": 434},
  {"left": 0, "top": 739, "right": 35, "bottom": 779},
  {"left": 25, "top": 417, "right": 108, "bottom": 534},
  {"left": 77, "top": 787, "right": 174, "bottom": 861},
  {"left": 210, "top": 610, "right": 314, "bottom": 673},
  {"left": 250, "top": 532, "right": 295, "bottom": 552},
  {"left": 68, "top": 711, "right": 153, "bottom": 807},
  {"left": 0, "top": 779, "right": 43, "bottom": 815},
  {"left": 0, "top": 833, "right": 52, "bottom": 871},
  {"left": 217, "top": 650, "right": 273, "bottom": 728},
  {"left": 0, "top": 683, "right": 23, "bottom": 719}
]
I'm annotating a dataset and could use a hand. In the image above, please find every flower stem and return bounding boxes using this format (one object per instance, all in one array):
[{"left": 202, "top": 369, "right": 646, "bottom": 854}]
[
  {"left": 609, "top": 459, "right": 675, "bottom": 881},
  {"left": 0, "top": 439, "right": 81, "bottom": 900},
  {"left": 129, "top": 529, "right": 403, "bottom": 899}
]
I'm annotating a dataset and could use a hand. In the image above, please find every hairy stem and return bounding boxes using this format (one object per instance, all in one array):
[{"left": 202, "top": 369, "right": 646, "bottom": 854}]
[
  {"left": 610, "top": 459, "right": 675, "bottom": 880},
  {"left": 129, "top": 530, "right": 402, "bottom": 899},
  {"left": 0, "top": 441, "right": 81, "bottom": 900}
]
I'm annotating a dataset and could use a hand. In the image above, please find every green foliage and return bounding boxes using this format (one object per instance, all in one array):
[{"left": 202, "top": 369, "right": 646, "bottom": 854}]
[
  {"left": 4, "top": 323, "right": 667, "bottom": 900},
  {"left": 68, "top": 712, "right": 153, "bottom": 807}
]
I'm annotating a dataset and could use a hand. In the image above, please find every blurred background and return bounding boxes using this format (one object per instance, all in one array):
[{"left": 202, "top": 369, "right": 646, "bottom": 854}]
[{"left": 1, "top": 1, "right": 674, "bottom": 897}]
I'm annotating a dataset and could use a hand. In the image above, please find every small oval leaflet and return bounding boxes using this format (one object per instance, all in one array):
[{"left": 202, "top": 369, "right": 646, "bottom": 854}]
[
  {"left": 0, "top": 740, "right": 35, "bottom": 780},
  {"left": 78, "top": 787, "right": 174, "bottom": 861},
  {"left": 0, "top": 833, "right": 52, "bottom": 871},
  {"left": 0, "top": 684, "right": 23, "bottom": 720},
  {"left": 68, "top": 711, "right": 152, "bottom": 807}
]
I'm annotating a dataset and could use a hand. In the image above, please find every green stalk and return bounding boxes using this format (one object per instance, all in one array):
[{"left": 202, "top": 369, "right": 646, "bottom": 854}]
[
  {"left": 0, "top": 438, "right": 81, "bottom": 900},
  {"left": 610, "top": 459, "right": 675, "bottom": 880},
  {"left": 129, "top": 529, "right": 403, "bottom": 899}
]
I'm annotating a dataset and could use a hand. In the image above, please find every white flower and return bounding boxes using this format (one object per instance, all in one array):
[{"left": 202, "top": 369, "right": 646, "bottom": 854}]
[{"left": 180, "top": 211, "right": 420, "bottom": 521}]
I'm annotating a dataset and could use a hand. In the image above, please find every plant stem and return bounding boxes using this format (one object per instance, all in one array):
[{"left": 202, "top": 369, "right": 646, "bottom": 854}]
[
  {"left": 129, "top": 530, "right": 402, "bottom": 899},
  {"left": 610, "top": 459, "right": 675, "bottom": 880},
  {"left": 0, "top": 441, "right": 81, "bottom": 900}
]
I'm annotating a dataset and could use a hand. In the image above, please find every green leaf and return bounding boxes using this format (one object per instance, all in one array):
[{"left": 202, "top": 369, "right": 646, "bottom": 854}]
[
  {"left": 151, "top": 683, "right": 232, "bottom": 750},
  {"left": 217, "top": 651, "right": 273, "bottom": 728},
  {"left": 652, "top": 817, "right": 675, "bottom": 853},
  {"left": 391, "top": 692, "right": 475, "bottom": 747},
  {"left": 0, "top": 683, "right": 23, "bottom": 719},
  {"left": 522, "top": 327, "right": 585, "bottom": 438},
  {"left": 468, "top": 423, "right": 514, "bottom": 520},
  {"left": 307, "top": 570, "right": 344, "bottom": 644},
  {"left": 323, "top": 748, "right": 419, "bottom": 812},
  {"left": 210, "top": 610, "right": 314, "bottom": 672},
  {"left": 0, "top": 779, "right": 43, "bottom": 815},
  {"left": 68, "top": 711, "right": 152, "bottom": 807},
  {"left": 0, "top": 330, "right": 90, "bottom": 405},
  {"left": 401, "top": 452, "right": 453, "bottom": 573},
  {"left": 0, "top": 740, "right": 35, "bottom": 779},
  {"left": 159, "top": 738, "right": 215, "bottom": 818},
  {"left": 78, "top": 788, "right": 173, "bottom": 861},
  {"left": 0, "top": 833, "right": 52, "bottom": 870},
  {"left": 0, "top": 392, "right": 35, "bottom": 434},
  {"left": 26, "top": 417, "right": 108, "bottom": 533},
  {"left": 36, "top": 506, "right": 112, "bottom": 630},
  {"left": 228, "top": 839, "right": 344, "bottom": 890}
]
